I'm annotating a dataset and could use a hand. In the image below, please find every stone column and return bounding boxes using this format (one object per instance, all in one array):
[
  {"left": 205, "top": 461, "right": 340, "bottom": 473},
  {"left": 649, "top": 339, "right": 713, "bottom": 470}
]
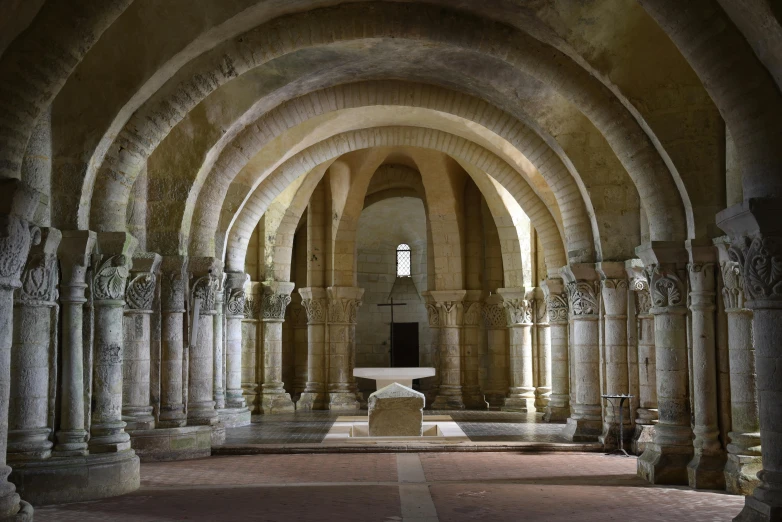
[
  {"left": 0, "top": 179, "right": 38, "bottom": 518},
  {"left": 597, "top": 262, "right": 631, "bottom": 449},
  {"left": 561, "top": 264, "right": 602, "bottom": 441},
  {"left": 719, "top": 200, "right": 782, "bottom": 521},
  {"left": 258, "top": 281, "right": 295, "bottom": 414},
  {"left": 9, "top": 228, "right": 60, "bottom": 461},
  {"left": 715, "top": 238, "right": 761, "bottom": 495},
  {"left": 54, "top": 231, "right": 95, "bottom": 456},
  {"left": 122, "top": 253, "right": 160, "bottom": 432},
  {"left": 462, "top": 293, "right": 487, "bottom": 409},
  {"left": 289, "top": 294, "right": 309, "bottom": 400},
  {"left": 430, "top": 290, "right": 466, "bottom": 410},
  {"left": 298, "top": 287, "right": 327, "bottom": 410},
  {"left": 636, "top": 243, "right": 693, "bottom": 485},
  {"left": 241, "top": 281, "right": 261, "bottom": 413},
  {"left": 326, "top": 286, "right": 362, "bottom": 411},
  {"left": 186, "top": 257, "right": 219, "bottom": 427},
  {"left": 499, "top": 288, "right": 535, "bottom": 413},
  {"left": 157, "top": 256, "right": 187, "bottom": 428},
  {"left": 421, "top": 293, "right": 441, "bottom": 407},
  {"left": 627, "top": 262, "right": 658, "bottom": 455},
  {"left": 213, "top": 271, "right": 226, "bottom": 411},
  {"left": 534, "top": 287, "right": 552, "bottom": 410},
  {"left": 481, "top": 294, "right": 508, "bottom": 409},
  {"left": 543, "top": 278, "right": 570, "bottom": 422},
  {"left": 89, "top": 232, "right": 137, "bottom": 453},
  {"left": 224, "top": 272, "right": 248, "bottom": 410},
  {"left": 686, "top": 242, "right": 726, "bottom": 489}
]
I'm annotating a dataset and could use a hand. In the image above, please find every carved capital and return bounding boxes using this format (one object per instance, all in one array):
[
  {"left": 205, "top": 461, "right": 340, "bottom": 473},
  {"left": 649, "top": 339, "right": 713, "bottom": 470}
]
[
  {"left": 92, "top": 232, "right": 138, "bottom": 303},
  {"left": 503, "top": 298, "right": 533, "bottom": 326},
  {"left": 720, "top": 260, "right": 745, "bottom": 310},
  {"left": 463, "top": 301, "right": 482, "bottom": 327},
  {"left": 647, "top": 264, "right": 686, "bottom": 309},
  {"left": 425, "top": 302, "right": 440, "bottom": 327},
  {"left": 0, "top": 180, "right": 40, "bottom": 291},
  {"left": 189, "top": 257, "right": 220, "bottom": 315},
  {"left": 224, "top": 272, "right": 248, "bottom": 318},
  {"left": 481, "top": 302, "right": 507, "bottom": 328},
  {"left": 16, "top": 227, "right": 61, "bottom": 305},
  {"left": 125, "top": 252, "right": 161, "bottom": 312},
  {"left": 261, "top": 281, "right": 295, "bottom": 322},
  {"left": 299, "top": 287, "right": 326, "bottom": 324},
  {"left": 729, "top": 235, "right": 782, "bottom": 303},
  {"left": 326, "top": 286, "right": 363, "bottom": 324},
  {"left": 566, "top": 281, "right": 599, "bottom": 317},
  {"left": 541, "top": 278, "right": 567, "bottom": 324}
]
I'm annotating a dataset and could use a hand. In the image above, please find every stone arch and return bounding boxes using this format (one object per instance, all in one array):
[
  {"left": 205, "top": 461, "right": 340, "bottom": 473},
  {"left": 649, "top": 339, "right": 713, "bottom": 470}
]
[{"left": 80, "top": 3, "right": 687, "bottom": 244}]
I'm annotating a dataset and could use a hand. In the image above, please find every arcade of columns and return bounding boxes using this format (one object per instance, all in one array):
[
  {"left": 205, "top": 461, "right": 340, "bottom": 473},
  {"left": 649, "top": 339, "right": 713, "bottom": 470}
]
[{"left": 1, "top": 1, "right": 781, "bottom": 521}]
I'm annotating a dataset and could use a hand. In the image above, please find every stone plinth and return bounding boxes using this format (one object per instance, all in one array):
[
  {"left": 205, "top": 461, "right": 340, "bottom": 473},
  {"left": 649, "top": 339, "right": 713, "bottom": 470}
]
[
  {"left": 368, "top": 383, "right": 424, "bottom": 437},
  {"left": 128, "top": 426, "right": 212, "bottom": 462}
]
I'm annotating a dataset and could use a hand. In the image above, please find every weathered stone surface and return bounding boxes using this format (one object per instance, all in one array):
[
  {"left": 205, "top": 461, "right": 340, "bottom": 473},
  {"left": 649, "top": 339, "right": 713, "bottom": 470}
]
[{"left": 368, "top": 383, "right": 424, "bottom": 437}]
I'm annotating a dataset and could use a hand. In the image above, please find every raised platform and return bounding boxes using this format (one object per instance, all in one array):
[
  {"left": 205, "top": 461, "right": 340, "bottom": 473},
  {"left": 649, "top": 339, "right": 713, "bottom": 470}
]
[
  {"left": 129, "top": 426, "right": 212, "bottom": 462},
  {"left": 9, "top": 450, "right": 139, "bottom": 506},
  {"left": 325, "top": 415, "right": 469, "bottom": 443}
]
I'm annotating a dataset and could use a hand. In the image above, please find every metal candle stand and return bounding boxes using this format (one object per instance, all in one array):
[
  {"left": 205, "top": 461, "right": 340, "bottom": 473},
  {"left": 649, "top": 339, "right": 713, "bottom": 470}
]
[{"left": 601, "top": 394, "right": 634, "bottom": 457}]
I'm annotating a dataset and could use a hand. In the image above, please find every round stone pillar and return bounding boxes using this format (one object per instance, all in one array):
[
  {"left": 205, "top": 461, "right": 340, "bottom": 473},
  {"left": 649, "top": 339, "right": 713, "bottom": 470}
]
[
  {"left": 598, "top": 262, "right": 631, "bottom": 449},
  {"left": 186, "top": 258, "right": 219, "bottom": 427},
  {"left": 224, "top": 272, "right": 248, "bottom": 409},
  {"left": 54, "top": 231, "right": 96, "bottom": 456},
  {"left": 213, "top": 271, "right": 226, "bottom": 411},
  {"left": 562, "top": 264, "right": 602, "bottom": 442},
  {"left": 9, "top": 228, "right": 60, "bottom": 462},
  {"left": 241, "top": 281, "right": 261, "bottom": 413},
  {"left": 259, "top": 281, "right": 296, "bottom": 414},
  {"left": 429, "top": 290, "right": 466, "bottom": 410},
  {"left": 499, "top": 288, "right": 535, "bottom": 413},
  {"left": 289, "top": 295, "right": 309, "bottom": 400},
  {"left": 157, "top": 256, "right": 187, "bottom": 428},
  {"left": 326, "top": 286, "right": 362, "bottom": 412},
  {"left": 686, "top": 242, "right": 726, "bottom": 490},
  {"left": 715, "top": 238, "right": 761, "bottom": 495},
  {"left": 0, "top": 179, "right": 38, "bottom": 518},
  {"left": 627, "top": 262, "right": 658, "bottom": 455},
  {"left": 534, "top": 287, "right": 552, "bottom": 410},
  {"left": 718, "top": 199, "right": 781, "bottom": 520},
  {"left": 122, "top": 253, "right": 161, "bottom": 432},
  {"left": 481, "top": 295, "right": 509, "bottom": 409},
  {"left": 636, "top": 244, "right": 693, "bottom": 486},
  {"left": 89, "top": 232, "right": 137, "bottom": 453},
  {"left": 462, "top": 293, "right": 487, "bottom": 409},
  {"left": 543, "top": 278, "right": 570, "bottom": 422},
  {"left": 298, "top": 287, "right": 328, "bottom": 410}
]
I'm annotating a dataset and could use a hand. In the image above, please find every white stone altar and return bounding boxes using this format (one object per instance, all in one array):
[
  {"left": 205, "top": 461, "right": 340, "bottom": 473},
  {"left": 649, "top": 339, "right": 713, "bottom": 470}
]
[{"left": 353, "top": 367, "right": 436, "bottom": 390}]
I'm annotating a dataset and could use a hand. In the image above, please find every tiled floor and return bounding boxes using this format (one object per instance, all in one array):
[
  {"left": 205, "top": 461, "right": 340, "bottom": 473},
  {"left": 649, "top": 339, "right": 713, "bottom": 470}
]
[
  {"left": 35, "top": 452, "right": 746, "bottom": 521},
  {"left": 225, "top": 410, "right": 570, "bottom": 444}
]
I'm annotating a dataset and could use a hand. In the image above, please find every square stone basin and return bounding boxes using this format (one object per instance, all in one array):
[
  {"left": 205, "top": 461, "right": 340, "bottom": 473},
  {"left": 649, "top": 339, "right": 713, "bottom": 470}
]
[{"left": 323, "top": 415, "right": 470, "bottom": 443}]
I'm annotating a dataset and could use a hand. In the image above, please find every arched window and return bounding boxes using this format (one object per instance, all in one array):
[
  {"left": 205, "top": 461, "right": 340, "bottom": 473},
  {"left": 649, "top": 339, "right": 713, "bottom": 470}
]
[{"left": 396, "top": 243, "right": 411, "bottom": 277}]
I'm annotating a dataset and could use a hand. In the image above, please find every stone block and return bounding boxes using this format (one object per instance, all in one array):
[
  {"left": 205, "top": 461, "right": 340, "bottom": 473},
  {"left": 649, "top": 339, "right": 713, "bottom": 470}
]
[{"left": 368, "top": 383, "right": 424, "bottom": 437}]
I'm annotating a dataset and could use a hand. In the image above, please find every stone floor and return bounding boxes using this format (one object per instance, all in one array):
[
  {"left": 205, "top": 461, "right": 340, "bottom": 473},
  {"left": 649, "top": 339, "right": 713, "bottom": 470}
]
[
  {"left": 226, "top": 410, "right": 571, "bottom": 445},
  {"left": 36, "top": 452, "right": 745, "bottom": 521}
]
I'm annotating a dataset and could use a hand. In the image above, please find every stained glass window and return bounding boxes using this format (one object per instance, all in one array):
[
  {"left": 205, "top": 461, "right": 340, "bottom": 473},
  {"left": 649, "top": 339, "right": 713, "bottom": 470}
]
[{"left": 396, "top": 244, "right": 411, "bottom": 277}]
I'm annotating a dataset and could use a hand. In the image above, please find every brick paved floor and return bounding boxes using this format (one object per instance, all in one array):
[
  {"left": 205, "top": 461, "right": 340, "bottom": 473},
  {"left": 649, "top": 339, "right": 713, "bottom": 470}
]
[
  {"left": 35, "top": 452, "right": 745, "bottom": 521},
  {"left": 225, "top": 410, "right": 569, "bottom": 444}
]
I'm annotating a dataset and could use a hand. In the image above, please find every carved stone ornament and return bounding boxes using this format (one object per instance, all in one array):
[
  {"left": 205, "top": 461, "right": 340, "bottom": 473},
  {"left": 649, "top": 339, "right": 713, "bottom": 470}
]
[
  {"left": 243, "top": 293, "right": 261, "bottom": 319},
  {"left": 648, "top": 265, "right": 685, "bottom": 308},
  {"left": 18, "top": 252, "right": 58, "bottom": 303},
  {"left": 481, "top": 303, "right": 507, "bottom": 328},
  {"left": 301, "top": 297, "right": 326, "bottom": 324},
  {"left": 463, "top": 301, "right": 482, "bottom": 327},
  {"left": 93, "top": 255, "right": 131, "bottom": 301},
  {"left": 566, "top": 281, "right": 598, "bottom": 316},
  {"left": 729, "top": 236, "right": 782, "bottom": 302},
  {"left": 289, "top": 303, "right": 307, "bottom": 327},
  {"left": 0, "top": 217, "right": 39, "bottom": 288},
  {"left": 425, "top": 303, "right": 440, "bottom": 327},
  {"left": 635, "top": 289, "right": 652, "bottom": 315},
  {"left": 720, "top": 260, "right": 745, "bottom": 310},
  {"left": 328, "top": 297, "right": 361, "bottom": 324},
  {"left": 126, "top": 273, "right": 156, "bottom": 311},
  {"left": 503, "top": 298, "right": 533, "bottom": 325},
  {"left": 262, "top": 292, "right": 292, "bottom": 321},
  {"left": 546, "top": 293, "right": 569, "bottom": 323},
  {"left": 436, "top": 301, "right": 462, "bottom": 327},
  {"left": 602, "top": 278, "right": 629, "bottom": 290},
  {"left": 225, "top": 288, "right": 246, "bottom": 316},
  {"left": 191, "top": 272, "right": 217, "bottom": 314}
]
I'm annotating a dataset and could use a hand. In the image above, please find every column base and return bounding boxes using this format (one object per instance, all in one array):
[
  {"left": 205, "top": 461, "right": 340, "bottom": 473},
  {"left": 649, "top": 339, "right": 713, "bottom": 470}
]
[
  {"left": 297, "top": 391, "right": 328, "bottom": 411},
  {"left": 631, "top": 423, "right": 656, "bottom": 456},
  {"left": 725, "top": 453, "right": 762, "bottom": 496},
  {"left": 687, "top": 450, "right": 727, "bottom": 490},
  {"left": 637, "top": 443, "right": 693, "bottom": 485},
  {"left": 599, "top": 421, "right": 632, "bottom": 450},
  {"left": 52, "top": 430, "right": 89, "bottom": 457},
  {"left": 543, "top": 404, "right": 570, "bottom": 422},
  {"left": 122, "top": 407, "right": 155, "bottom": 431},
  {"left": 733, "top": 496, "right": 782, "bottom": 522},
  {"left": 484, "top": 392, "right": 506, "bottom": 410},
  {"left": 329, "top": 392, "right": 360, "bottom": 412},
  {"left": 217, "top": 407, "right": 252, "bottom": 427},
  {"left": 157, "top": 405, "right": 186, "bottom": 429},
  {"left": 7, "top": 428, "right": 53, "bottom": 462},
  {"left": 421, "top": 388, "right": 439, "bottom": 409},
  {"left": 211, "top": 423, "right": 226, "bottom": 446},
  {"left": 89, "top": 421, "right": 132, "bottom": 453},
  {"left": 432, "top": 393, "right": 465, "bottom": 410},
  {"left": 225, "top": 390, "right": 247, "bottom": 410},
  {"left": 129, "top": 426, "right": 212, "bottom": 462},
  {"left": 563, "top": 417, "right": 601, "bottom": 442},
  {"left": 187, "top": 404, "right": 219, "bottom": 427},
  {"left": 535, "top": 387, "right": 551, "bottom": 410},
  {"left": 502, "top": 397, "right": 535, "bottom": 413},
  {"left": 4, "top": 500, "right": 33, "bottom": 521},
  {"left": 260, "top": 392, "right": 296, "bottom": 414},
  {"left": 462, "top": 390, "right": 489, "bottom": 410},
  {"left": 9, "top": 450, "right": 139, "bottom": 506}
]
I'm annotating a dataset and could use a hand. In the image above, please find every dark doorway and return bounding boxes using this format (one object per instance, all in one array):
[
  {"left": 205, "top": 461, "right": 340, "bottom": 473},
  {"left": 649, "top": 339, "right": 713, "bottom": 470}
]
[{"left": 391, "top": 322, "right": 419, "bottom": 368}]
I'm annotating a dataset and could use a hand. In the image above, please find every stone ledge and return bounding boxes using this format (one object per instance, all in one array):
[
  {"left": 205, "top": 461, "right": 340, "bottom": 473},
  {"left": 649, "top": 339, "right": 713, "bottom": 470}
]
[
  {"left": 129, "top": 426, "right": 212, "bottom": 462},
  {"left": 212, "top": 442, "right": 604, "bottom": 455},
  {"left": 9, "top": 450, "right": 139, "bottom": 506},
  {"left": 218, "top": 408, "right": 252, "bottom": 428}
]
